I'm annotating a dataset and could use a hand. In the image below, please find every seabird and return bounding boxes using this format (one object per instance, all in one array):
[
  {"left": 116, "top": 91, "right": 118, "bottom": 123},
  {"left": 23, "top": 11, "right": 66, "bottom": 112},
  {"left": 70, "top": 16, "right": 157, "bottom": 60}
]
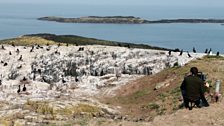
[
  {"left": 62, "top": 77, "right": 66, "bottom": 83},
  {"left": 17, "top": 85, "right": 21, "bottom": 93},
  {"left": 12, "top": 43, "right": 15, "bottom": 47},
  {"left": 187, "top": 52, "right": 192, "bottom": 58},
  {"left": 75, "top": 76, "right": 79, "bottom": 82},
  {"left": 23, "top": 76, "right": 27, "bottom": 81},
  {"left": 208, "top": 48, "right": 212, "bottom": 55},
  {"left": 217, "top": 52, "right": 220, "bottom": 56},
  {"left": 18, "top": 55, "right": 23, "bottom": 61},
  {"left": 1, "top": 45, "right": 5, "bottom": 50},
  {"left": 9, "top": 51, "right": 12, "bottom": 55},
  {"left": 168, "top": 50, "right": 172, "bottom": 56},
  {"left": 16, "top": 49, "right": 20, "bottom": 54},
  {"left": 17, "top": 65, "right": 22, "bottom": 69},
  {"left": 193, "top": 47, "right": 196, "bottom": 53},
  {"left": 30, "top": 45, "right": 34, "bottom": 52},
  {"left": 204, "top": 49, "right": 208, "bottom": 53},
  {"left": 22, "top": 84, "right": 26, "bottom": 92},
  {"left": 179, "top": 49, "right": 183, "bottom": 56},
  {"left": 3, "top": 63, "right": 8, "bottom": 66}
]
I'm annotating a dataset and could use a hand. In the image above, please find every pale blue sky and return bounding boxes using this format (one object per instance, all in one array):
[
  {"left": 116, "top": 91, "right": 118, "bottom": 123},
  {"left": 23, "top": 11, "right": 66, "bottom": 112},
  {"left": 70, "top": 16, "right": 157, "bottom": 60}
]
[{"left": 0, "top": 0, "right": 224, "bottom": 7}]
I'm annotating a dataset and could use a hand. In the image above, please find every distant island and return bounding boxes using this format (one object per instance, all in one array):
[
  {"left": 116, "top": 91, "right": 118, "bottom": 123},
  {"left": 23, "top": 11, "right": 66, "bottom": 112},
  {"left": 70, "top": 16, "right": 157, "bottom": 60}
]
[
  {"left": 38, "top": 16, "right": 224, "bottom": 24},
  {"left": 38, "top": 16, "right": 148, "bottom": 24}
]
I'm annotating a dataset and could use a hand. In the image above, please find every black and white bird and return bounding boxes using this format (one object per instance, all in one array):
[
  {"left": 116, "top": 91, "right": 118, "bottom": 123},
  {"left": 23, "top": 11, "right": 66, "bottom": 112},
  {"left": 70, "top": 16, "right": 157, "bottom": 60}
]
[
  {"left": 62, "top": 77, "right": 66, "bottom": 83},
  {"left": 16, "top": 49, "right": 20, "bottom": 54},
  {"left": 9, "top": 51, "right": 12, "bottom": 55},
  {"left": 75, "top": 76, "right": 79, "bottom": 82},
  {"left": 208, "top": 48, "right": 212, "bottom": 55}
]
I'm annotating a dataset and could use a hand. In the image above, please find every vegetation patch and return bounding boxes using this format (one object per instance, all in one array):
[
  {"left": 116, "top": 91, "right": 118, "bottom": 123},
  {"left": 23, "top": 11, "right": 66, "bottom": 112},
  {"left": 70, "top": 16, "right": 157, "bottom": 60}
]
[
  {"left": 0, "top": 36, "right": 58, "bottom": 46},
  {"left": 25, "top": 100, "right": 54, "bottom": 115},
  {"left": 132, "top": 89, "right": 150, "bottom": 99}
]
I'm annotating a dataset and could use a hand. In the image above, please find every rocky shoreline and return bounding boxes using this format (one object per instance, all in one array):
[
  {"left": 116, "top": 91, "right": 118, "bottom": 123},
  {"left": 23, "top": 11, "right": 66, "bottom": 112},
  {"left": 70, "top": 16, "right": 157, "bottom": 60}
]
[{"left": 38, "top": 16, "right": 224, "bottom": 24}]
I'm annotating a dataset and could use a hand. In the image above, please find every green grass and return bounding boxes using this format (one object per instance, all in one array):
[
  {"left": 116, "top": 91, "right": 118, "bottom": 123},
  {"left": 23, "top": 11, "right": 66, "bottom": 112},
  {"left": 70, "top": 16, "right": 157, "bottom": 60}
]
[
  {"left": 0, "top": 33, "right": 169, "bottom": 50},
  {"left": 132, "top": 89, "right": 150, "bottom": 99}
]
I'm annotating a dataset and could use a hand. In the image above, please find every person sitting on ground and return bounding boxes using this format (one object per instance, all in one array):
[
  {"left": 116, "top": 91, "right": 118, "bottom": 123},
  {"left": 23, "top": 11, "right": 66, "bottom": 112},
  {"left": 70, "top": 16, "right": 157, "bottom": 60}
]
[{"left": 180, "top": 67, "right": 209, "bottom": 110}]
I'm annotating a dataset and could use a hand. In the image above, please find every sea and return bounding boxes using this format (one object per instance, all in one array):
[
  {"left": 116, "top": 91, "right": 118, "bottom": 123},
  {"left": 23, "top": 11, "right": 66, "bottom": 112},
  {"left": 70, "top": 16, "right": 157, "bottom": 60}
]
[{"left": 1, "top": 3, "right": 224, "bottom": 53}]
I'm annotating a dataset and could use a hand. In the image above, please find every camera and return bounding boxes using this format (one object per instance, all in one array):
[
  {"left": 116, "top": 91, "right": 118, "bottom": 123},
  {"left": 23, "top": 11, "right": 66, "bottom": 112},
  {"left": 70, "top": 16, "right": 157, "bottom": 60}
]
[{"left": 197, "top": 72, "right": 206, "bottom": 81}]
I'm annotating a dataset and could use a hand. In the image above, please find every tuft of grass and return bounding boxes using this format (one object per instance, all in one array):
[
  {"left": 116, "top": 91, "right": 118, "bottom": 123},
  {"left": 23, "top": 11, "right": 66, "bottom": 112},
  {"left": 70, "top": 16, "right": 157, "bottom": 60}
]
[
  {"left": 72, "top": 104, "right": 100, "bottom": 115},
  {"left": 25, "top": 100, "right": 54, "bottom": 115},
  {"left": 145, "top": 103, "right": 160, "bottom": 110},
  {"left": 55, "top": 104, "right": 100, "bottom": 117}
]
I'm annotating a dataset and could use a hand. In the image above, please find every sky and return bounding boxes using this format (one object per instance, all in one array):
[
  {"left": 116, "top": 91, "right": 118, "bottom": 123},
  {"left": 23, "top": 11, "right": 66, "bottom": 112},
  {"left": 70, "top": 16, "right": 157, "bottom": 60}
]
[{"left": 0, "top": 0, "right": 224, "bottom": 7}]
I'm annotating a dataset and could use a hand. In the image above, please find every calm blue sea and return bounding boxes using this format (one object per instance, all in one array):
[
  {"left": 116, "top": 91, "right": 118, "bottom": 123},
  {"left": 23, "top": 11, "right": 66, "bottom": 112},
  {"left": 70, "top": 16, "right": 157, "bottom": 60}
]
[{"left": 1, "top": 3, "right": 224, "bottom": 53}]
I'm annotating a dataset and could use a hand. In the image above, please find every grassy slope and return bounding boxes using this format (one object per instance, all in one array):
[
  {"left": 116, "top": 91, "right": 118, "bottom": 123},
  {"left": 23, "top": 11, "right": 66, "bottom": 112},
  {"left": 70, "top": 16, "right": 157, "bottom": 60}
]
[
  {"left": 103, "top": 56, "right": 224, "bottom": 120},
  {"left": 0, "top": 33, "right": 170, "bottom": 50},
  {"left": 0, "top": 36, "right": 60, "bottom": 46}
]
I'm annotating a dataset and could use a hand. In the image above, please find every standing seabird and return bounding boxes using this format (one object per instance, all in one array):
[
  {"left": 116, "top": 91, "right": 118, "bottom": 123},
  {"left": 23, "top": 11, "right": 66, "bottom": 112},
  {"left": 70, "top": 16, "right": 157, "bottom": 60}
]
[
  {"left": 1, "top": 45, "right": 5, "bottom": 50},
  {"left": 179, "top": 49, "right": 183, "bottom": 56},
  {"left": 204, "top": 49, "right": 208, "bottom": 54},
  {"left": 168, "top": 50, "right": 172, "bottom": 56},
  {"left": 18, "top": 55, "right": 23, "bottom": 61},
  {"left": 217, "top": 52, "right": 220, "bottom": 56},
  {"left": 17, "top": 85, "right": 21, "bottom": 93},
  {"left": 208, "top": 48, "right": 212, "bottom": 55},
  {"left": 22, "top": 84, "right": 26, "bottom": 92},
  {"left": 193, "top": 47, "right": 196, "bottom": 53},
  {"left": 187, "top": 52, "right": 192, "bottom": 58}
]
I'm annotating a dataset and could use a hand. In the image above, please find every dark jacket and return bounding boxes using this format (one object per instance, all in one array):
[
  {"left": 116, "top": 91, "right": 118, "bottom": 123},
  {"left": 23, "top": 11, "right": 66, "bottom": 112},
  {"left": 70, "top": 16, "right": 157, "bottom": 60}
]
[{"left": 180, "top": 75, "right": 204, "bottom": 101}]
